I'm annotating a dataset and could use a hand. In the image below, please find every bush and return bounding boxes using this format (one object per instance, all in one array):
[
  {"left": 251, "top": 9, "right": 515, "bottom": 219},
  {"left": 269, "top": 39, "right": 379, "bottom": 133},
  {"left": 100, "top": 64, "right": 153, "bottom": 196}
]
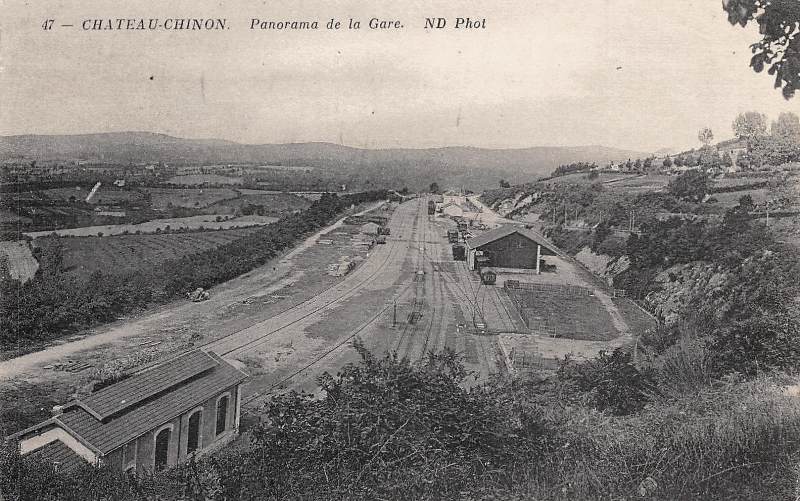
[
  {"left": 557, "top": 349, "right": 657, "bottom": 415},
  {"left": 240, "top": 343, "right": 542, "bottom": 499},
  {"left": 2, "top": 344, "right": 544, "bottom": 500},
  {"left": 523, "top": 375, "right": 800, "bottom": 500},
  {"left": 667, "top": 170, "right": 709, "bottom": 201}
]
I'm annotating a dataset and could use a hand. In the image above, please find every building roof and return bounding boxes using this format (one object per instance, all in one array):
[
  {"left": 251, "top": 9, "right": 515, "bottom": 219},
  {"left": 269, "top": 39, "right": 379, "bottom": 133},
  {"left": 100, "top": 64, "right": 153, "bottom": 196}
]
[
  {"left": 76, "top": 350, "right": 218, "bottom": 420},
  {"left": 440, "top": 202, "right": 464, "bottom": 210},
  {"left": 27, "top": 440, "right": 86, "bottom": 472},
  {"left": 14, "top": 350, "right": 247, "bottom": 456},
  {"left": 466, "top": 225, "right": 565, "bottom": 257},
  {"left": 361, "top": 222, "right": 380, "bottom": 233}
]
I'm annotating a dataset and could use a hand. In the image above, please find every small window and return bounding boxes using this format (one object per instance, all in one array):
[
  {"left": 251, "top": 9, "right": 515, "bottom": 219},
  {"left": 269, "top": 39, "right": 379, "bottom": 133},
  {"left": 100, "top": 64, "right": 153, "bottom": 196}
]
[
  {"left": 216, "top": 395, "right": 229, "bottom": 436},
  {"left": 187, "top": 410, "right": 202, "bottom": 454},
  {"left": 154, "top": 428, "right": 171, "bottom": 471}
]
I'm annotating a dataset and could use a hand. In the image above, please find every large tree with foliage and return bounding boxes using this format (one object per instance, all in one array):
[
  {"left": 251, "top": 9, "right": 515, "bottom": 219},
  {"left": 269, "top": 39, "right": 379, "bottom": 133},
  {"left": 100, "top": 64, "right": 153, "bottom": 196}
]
[
  {"left": 771, "top": 111, "right": 800, "bottom": 142},
  {"left": 667, "top": 170, "right": 710, "bottom": 202},
  {"left": 723, "top": 0, "right": 800, "bottom": 99},
  {"left": 732, "top": 111, "right": 768, "bottom": 140}
]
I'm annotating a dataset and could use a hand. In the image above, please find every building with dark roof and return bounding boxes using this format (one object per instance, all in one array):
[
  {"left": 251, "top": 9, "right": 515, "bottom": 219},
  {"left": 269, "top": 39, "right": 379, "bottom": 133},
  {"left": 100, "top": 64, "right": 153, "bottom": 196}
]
[
  {"left": 465, "top": 225, "right": 564, "bottom": 272},
  {"left": 11, "top": 350, "right": 247, "bottom": 473}
]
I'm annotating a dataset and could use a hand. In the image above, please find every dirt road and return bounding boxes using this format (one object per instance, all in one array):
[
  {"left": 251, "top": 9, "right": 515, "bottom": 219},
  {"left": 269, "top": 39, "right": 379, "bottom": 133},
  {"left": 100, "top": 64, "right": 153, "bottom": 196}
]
[
  {"left": 0, "top": 202, "right": 385, "bottom": 381},
  {"left": 1, "top": 197, "right": 508, "bottom": 433}
]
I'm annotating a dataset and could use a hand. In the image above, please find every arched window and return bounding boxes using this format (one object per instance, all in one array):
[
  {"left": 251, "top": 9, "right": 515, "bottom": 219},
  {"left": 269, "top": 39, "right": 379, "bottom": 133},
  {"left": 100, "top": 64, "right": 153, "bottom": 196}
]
[
  {"left": 215, "top": 394, "right": 229, "bottom": 436},
  {"left": 154, "top": 426, "right": 171, "bottom": 471},
  {"left": 187, "top": 410, "right": 202, "bottom": 454}
]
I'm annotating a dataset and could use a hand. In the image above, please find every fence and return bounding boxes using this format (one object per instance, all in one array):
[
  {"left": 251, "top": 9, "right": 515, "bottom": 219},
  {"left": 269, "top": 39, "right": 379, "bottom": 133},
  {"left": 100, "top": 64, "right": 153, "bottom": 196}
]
[
  {"left": 503, "top": 281, "right": 617, "bottom": 339},
  {"left": 509, "top": 349, "right": 560, "bottom": 370},
  {"left": 504, "top": 280, "right": 591, "bottom": 297}
]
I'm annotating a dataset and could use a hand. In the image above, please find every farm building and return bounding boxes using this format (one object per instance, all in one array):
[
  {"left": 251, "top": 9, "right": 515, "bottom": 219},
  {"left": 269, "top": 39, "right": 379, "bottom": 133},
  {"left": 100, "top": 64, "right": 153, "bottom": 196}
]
[
  {"left": 466, "top": 225, "right": 562, "bottom": 273},
  {"left": 440, "top": 202, "right": 465, "bottom": 218},
  {"left": 10, "top": 350, "right": 247, "bottom": 473},
  {"left": 717, "top": 138, "right": 748, "bottom": 165},
  {"left": 361, "top": 222, "right": 381, "bottom": 235}
]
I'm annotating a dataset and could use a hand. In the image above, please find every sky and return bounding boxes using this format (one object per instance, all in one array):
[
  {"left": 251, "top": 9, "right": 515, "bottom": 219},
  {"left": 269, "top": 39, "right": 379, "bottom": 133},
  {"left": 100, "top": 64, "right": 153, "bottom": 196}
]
[{"left": 1, "top": 0, "right": 798, "bottom": 152}]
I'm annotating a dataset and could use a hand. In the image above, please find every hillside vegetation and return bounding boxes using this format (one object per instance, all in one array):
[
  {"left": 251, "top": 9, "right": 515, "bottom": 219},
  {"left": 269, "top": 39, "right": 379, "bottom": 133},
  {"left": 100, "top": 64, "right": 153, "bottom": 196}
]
[{"left": 0, "top": 191, "right": 388, "bottom": 355}]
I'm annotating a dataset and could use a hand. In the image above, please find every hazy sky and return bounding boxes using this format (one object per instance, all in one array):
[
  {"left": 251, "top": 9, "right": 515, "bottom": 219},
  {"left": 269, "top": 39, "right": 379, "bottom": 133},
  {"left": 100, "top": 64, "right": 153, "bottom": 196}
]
[{"left": 1, "top": 0, "right": 798, "bottom": 152}]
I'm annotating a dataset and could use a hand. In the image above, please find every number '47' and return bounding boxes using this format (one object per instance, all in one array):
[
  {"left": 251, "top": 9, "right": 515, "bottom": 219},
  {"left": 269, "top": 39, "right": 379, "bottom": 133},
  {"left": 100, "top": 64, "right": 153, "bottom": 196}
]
[{"left": 42, "top": 19, "right": 55, "bottom": 30}]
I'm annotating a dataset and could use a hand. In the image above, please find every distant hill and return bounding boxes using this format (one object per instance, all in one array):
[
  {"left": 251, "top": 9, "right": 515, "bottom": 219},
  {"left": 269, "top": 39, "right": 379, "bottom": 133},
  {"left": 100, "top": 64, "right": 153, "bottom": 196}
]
[
  {"left": 0, "top": 132, "right": 646, "bottom": 190},
  {"left": 652, "top": 147, "right": 677, "bottom": 157}
]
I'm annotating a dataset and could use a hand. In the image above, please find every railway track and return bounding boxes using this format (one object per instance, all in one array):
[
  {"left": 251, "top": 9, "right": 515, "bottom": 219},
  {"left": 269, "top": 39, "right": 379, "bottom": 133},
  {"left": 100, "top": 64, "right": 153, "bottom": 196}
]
[
  {"left": 203, "top": 199, "right": 420, "bottom": 358},
  {"left": 234, "top": 197, "right": 432, "bottom": 405}
]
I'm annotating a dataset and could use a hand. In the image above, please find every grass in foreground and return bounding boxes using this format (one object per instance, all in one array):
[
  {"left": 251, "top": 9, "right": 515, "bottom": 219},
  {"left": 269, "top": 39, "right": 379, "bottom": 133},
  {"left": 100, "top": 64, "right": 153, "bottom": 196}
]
[{"left": 3, "top": 344, "right": 800, "bottom": 500}]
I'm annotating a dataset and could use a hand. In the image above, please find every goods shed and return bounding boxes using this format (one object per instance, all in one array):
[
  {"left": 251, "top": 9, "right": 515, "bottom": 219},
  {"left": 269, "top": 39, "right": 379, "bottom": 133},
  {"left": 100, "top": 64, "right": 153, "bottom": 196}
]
[{"left": 465, "top": 225, "right": 564, "bottom": 273}]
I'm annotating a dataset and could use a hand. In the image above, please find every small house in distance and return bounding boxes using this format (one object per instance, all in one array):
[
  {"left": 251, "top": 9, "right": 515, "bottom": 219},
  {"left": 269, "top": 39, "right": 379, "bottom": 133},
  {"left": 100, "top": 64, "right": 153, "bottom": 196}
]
[
  {"left": 10, "top": 350, "right": 247, "bottom": 473},
  {"left": 440, "top": 202, "right": 465, "bottom": 218},
  {"left": 465, "top": 225, "right": 562, "bottom": 273}
]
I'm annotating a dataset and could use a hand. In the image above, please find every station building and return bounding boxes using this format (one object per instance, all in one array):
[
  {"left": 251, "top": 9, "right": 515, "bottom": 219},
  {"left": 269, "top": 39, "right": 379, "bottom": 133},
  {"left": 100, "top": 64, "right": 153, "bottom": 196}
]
[{"left": 10, "top": 350, "right": 247, "bottom": 473}]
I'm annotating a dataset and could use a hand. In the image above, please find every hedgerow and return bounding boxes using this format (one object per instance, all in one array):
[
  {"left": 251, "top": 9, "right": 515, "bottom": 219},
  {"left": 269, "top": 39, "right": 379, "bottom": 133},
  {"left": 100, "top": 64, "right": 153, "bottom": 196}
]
[{"left": 0, "top": 191, "right": 388, "bottom": 351}]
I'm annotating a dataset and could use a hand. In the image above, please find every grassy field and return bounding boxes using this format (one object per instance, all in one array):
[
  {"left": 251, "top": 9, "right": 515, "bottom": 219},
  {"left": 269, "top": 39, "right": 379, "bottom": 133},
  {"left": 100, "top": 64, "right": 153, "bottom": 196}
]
[
  {"left": 606, "top": 174, "right": 671, "bottom": 192},
  {"left": 144, "top": 187, "right": 240, "bottom": 209},
  {"left": 712, "top": 188, "right": 771, "bottom": 207},
  {"left": 35, "top": 227, "right": 262, "bottom": 278},
  {"left": 166, "top": 174, "right": 244, "bottom": 185},
  {"left": 613, "top": 297, "right": 657, "bottom": 335},
  {"left": 509, "top": 288, "right": 619, "bottom": 340},
  {"left": 204, "top": 192, "right": 310, "bottom": 215},
  {"left": 24, "top": 214, "right": 278, "bottom": 238}
]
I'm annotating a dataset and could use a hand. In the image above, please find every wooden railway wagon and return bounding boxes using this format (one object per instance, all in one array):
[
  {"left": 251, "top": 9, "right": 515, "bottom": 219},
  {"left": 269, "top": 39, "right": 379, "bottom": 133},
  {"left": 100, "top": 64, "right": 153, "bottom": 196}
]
[
  {"left": 427, "top": 200, "right": 436, "bottom": 215},
  {"left": 481, "top": 269, "right": 497, "bottom": 285},
  {"left": 447, "top": 229, "right": 459, "bottom": 243},
  {"left": 452, "top": 244, "right": 466, "bottom": 261}
]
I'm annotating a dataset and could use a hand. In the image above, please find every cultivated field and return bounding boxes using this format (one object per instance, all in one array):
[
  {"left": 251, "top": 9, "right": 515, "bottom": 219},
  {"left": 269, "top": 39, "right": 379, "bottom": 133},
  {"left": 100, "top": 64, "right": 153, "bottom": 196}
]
[
  {"left": 544, "top": 173, "right": 672, "bottom": 193},
  {"left": 244, "top": 165, "right": 314, "bottom": 173},
  {"left": 711, "top": 176, "right": 771, "bottom": 189},
  {"left": 545, "top": 172, "right": 632, "bottom": 185},
  {"left": 24, "top": 214, "right": 278, "bottom": 238},
  {"left": 144, "top": 188, "right": 240, "bottom": 209},
  {"left": 166, "top": 174, "right": 244, "bottom": 185},
  {"left": 32, "top": 187, "right": 146, "bottom": 204},
  {"left": 34, "top": 228, "right": 262, "bottom": 278},
  {"left": 0, "top": 209, "right": 29, "bottom": 224},
  {"left": 605, "top": 174, "right": 671, "bottom": 192},
  {"left": 203, "top": 192, "right": 310, "bottom": 215}
]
